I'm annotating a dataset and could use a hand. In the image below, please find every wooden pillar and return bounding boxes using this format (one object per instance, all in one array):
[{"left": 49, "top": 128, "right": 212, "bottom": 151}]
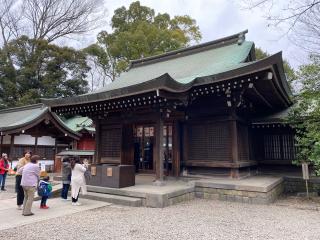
[
  {"left": 0, "top": 135, "right": 3, "bottom": 155},
  {"left": 182, "top": 122, "right": 189, "bottom": 174},
  {"left": 94, "top": 118, "right": 101, "bottom": 164},
  {"left": 121, "top": 123, "right": 134, "bottom": 165},
  {"left": 231, "top": 120, "right": 239, "bottom": 163},
  {"left": 54, "top": 139, "right": 58, "bottom": 156},
  {"left": 230, "top": 109, "right": 239, "bottom": 178},
  {"left": 9, "top": 135, "right": 14, "bottom": 160},
  {"left": 173, "top": 121, "right": 181, "bottom": 177},
  {"left": 154, "top": 111, "right": 164, "bottom": 185},
  {"left": 34, "top": 136, "right": 38, "bottom": 154}
]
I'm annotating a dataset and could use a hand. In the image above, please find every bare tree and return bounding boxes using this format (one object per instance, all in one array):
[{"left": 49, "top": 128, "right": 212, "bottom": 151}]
[
  {"left": 23, "top": 0, "right": 103, "bottom": 43},
  {"left": 0, "top": 0, "right": 103, "bottom": 46},
  {"left": 241, "top": 0, "right": 320, "bottom": 54},
  {"left": 0, "top": 0, "right": 23, "bottom": 47}
]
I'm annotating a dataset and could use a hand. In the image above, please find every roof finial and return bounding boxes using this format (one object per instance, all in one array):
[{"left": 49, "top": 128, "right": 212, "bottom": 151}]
[{"left": 237, "top": 32, "right": 246, "bottom": 45}]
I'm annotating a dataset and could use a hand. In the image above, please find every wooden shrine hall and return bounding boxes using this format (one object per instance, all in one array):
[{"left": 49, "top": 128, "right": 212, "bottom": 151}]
[
  {"left": 42, "top": 30, "right": 295, "bottom": 184},
  {"left": 0, "top": 104, "right": 80, "bottom": 162}
]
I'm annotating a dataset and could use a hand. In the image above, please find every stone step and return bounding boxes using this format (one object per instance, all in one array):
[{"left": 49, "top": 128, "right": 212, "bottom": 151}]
[{"left": 82, "top": 192, "right": 143, "bottom": 207}]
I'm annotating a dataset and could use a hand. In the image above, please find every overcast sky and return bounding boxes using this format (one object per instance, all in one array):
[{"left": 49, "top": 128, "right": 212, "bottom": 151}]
[{"left": 70, "top": 0, "right": 308, "bottom": 69}]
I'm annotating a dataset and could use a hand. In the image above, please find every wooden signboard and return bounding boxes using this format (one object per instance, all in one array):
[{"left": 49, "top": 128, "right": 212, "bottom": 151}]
[
  {"left": 91, "top": 166, "right": 97, "bottom": 176},
  {"left": 107, "top": 167, "right": 113, "bottom": 177},
  {"left": 302, "top": 163, "right": 309, "bottom": 180},
  {"left": 302, "top": 162, "right": 310, "bottom": 198}
]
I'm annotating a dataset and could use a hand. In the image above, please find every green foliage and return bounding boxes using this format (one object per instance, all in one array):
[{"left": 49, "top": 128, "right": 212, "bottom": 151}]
[
  {"left": 288, "top": 55, "right": 320, "bottom": 175},
  {"left": 87, "top": 1, "right": 201, "bottom": 83},
  {"left": 0, "top": 36, "right": 89, "bottom": 108}
]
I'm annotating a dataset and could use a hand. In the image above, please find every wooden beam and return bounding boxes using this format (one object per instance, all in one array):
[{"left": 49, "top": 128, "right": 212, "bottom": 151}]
[
  {"left": 251, "top": 85, "right": 273, "bottom": 108},
  {"left": 185, "top": 160, "right": 257, "bottom": 168}
]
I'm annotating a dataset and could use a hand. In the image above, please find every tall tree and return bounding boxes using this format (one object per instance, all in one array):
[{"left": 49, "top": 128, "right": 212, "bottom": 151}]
[
  {"left": 0, "top": 36, "right": 89, "bottom": 108},
  {"left": 86, "top": 1, "right": 201, "bottom": 89},
  {"left": 0, "top": 0, "right": 102, "bottom": 108},
  {"left": 288, "top": 55, "right": 320, "bottom": 175}
]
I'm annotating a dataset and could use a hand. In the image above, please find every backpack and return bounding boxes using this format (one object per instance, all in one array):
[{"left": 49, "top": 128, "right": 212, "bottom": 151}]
[
  {"left": 84, "top": 169, "right": 92, "bottom": 180},
  {"left": 38, "top": 182, "right": 52, "bottom": 197},
  {"left": 37, "top": 184, "right": 46, "bottom": 197}
]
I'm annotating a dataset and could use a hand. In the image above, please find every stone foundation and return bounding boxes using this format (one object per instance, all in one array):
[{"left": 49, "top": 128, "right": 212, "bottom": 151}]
[
  {"left": 284, "top": 177, "right": 320, "bottom": 194},
  {"left": 195, "top": 182, "right": 284, "bottom": 204},
  {"left": 87, "top": 176, "right": 284, "bottom": 207}
]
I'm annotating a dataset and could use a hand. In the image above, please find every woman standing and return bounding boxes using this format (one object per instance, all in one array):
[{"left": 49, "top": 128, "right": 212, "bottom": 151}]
[
  {"left": 15, "top": 151, "right": 31, "bottom": 210},
  {"left": 61, "top": 157, "right": 71, "bottom": 200},
  {"left": 20, "top": 155, "right": 40, "bottom": 216},
  {"left": 0, "top": 153, "right": 10, "bottom": 191},
  {"left": 70, "top": 158, "right": 88, "bottom": 206}
]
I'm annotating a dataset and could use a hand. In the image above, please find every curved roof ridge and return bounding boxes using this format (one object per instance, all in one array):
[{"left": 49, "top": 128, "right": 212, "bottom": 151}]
[
  {"left": 0, "top": 103, "right": 46, "bottom": 114},
  {"left": 129, "top": 30, "right": 248, "bottom": 69}
]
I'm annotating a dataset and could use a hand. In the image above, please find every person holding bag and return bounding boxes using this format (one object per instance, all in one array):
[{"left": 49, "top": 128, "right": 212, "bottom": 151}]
[{"left": 70, "top": 158, "right": 88, "bottom": 206}]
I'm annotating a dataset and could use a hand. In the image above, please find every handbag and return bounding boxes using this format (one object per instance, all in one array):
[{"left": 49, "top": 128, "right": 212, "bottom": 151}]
[{"left": 84, "top": 169, "right": 92, "bottom": 180}]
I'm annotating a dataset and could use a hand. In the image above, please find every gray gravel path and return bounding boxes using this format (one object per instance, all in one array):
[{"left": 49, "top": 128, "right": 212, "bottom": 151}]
[{"left": 1, "top": 199, "right": 319, "bottom": 240}]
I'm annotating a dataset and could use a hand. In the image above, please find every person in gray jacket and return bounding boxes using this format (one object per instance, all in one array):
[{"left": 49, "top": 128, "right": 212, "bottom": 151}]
[{"left": 61, "top": 157, "right": 71, "bottom": 200}]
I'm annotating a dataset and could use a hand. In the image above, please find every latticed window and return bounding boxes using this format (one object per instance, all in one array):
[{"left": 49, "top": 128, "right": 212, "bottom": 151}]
[
  {"left": 101, "top": 126, "right": 121, "bottom": 158},
  {"left": 263, "top": 134, "right": 296, "bottom": 160},
  {"left": 188, "top": 122, "right": 232, "bottom": 161}
]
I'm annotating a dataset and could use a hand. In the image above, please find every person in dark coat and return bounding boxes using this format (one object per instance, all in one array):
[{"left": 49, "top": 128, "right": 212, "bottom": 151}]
[
  {"left": 61, "top": 157, "right": 71, "bottom": 200},
  {"left": 15, "top": 150, "right": 32, "bottom": 210}
]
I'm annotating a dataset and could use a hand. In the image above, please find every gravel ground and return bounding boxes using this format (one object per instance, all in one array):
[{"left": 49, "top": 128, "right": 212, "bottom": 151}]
[{"left": 1, "top": 199, "right": 319, "bottom": 240}]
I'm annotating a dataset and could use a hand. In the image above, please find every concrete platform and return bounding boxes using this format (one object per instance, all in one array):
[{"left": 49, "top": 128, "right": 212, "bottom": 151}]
[
  {"left": 86, "top": 176, "right": 195, "bottom": 208},
  {"left": 84, "top": 175, "right": 284, "bottom": 208}
]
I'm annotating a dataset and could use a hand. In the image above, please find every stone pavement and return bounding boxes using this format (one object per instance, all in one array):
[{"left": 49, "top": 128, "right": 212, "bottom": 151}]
[
  {"left": 0, "top": 196, "right": 111, "bottom": 231},
  {"left": 0, "top": 176, "right": 111, "bottom": 231}
]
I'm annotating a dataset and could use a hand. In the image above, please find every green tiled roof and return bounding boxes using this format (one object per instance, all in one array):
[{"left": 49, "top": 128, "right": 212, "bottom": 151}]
[
  {"left": 42, "top": 31, "right": 258, "bottom": 106},
  {"left": 0, "top": 104, "right": 48, "bottom": 131},
  {"left": 64, "top": 116, "right": 95, "bottom": 133},
  {"left": 93, "top": 40, "right": 253, "bottom": 93},
  {"left": 0, "top": 104, "right": 81, "bottom": 139},
  {"left": 41, "top": 30, "right": 291, "bottom": 108}
]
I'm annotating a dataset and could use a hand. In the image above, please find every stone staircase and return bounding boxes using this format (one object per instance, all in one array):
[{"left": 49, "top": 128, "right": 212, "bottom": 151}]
[{"left": 82, "top": 192, "right": 143, "bottom": 207}]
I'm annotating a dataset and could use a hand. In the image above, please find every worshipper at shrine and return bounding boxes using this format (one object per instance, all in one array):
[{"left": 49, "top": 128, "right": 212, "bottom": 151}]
[
  {"left": 0, "top": 153, "right": 10, "bottom": 191},
  {"left": 70, "top": 158, "right": 88, "bottom": 206},
  {"left": 61, "top": 157, "right": 72, "bottom": 201},
  {"left": 19, "top": 155, "right": 40, "bottom": 216},
  {"left": 15, "top": 150, "right": 32, "bottom": 210}
]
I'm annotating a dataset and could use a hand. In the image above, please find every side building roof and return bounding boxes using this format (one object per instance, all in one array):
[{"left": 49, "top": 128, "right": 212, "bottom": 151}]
[
  {"left": 0, "top": 103, "right": 81, "bottom": 139},
  {"left": 63, "top": 116, "right": 95, "bottom": 134}
]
